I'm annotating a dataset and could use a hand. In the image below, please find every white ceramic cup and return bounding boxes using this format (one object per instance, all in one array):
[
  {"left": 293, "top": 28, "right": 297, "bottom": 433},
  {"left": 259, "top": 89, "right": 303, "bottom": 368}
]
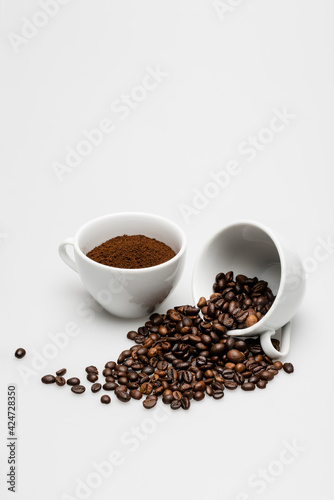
[
  {"left": 59, "top": 212, "right": 186, "bottom": 319},
  {"left": 192, "top": 220, "right": 306, "bottom": 359}
]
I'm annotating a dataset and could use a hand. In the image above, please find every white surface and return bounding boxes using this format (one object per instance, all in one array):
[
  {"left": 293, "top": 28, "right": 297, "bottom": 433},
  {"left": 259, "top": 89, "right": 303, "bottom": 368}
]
[{"left": 1, "top": 1, "right": 333, "bottom": 499}]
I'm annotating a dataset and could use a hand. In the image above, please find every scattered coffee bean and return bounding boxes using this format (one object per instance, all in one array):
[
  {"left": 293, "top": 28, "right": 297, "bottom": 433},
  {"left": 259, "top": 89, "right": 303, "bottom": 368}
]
[
  {"left": 130, "top": 389, "right": 142, "bottom": 400},
  {"left": 241, "top": 382, "right": 255, "bottom": 391},
  {"left": 56, "top": 368, "right": 67, "bottom": 376},
  {"left": 15, "top": 348, "right": 26, "bottom": 359},
  {"left": 115, "top": 390, "right": 131, "bottom": 403},
  {"left": 41, "top": 375, "right": 55, "bottom": 384},
  {"left": 55, "top": 376, "right": 66, "bottom": 386},
  {"left": 143, "top": 395, "right": 157, "bottom": 409},
  {"left": 71, "top": 385, "right": 85, "bottom": 394},
  {"left": 283, "top": 363, "right": 294, "bottom": 374},
  {"left": 87, "top": 373, "right": 98, "bottom": 383},
  {"left": 67, "top": 378, "right": 80, "bottom": 386},
  {"left": 85, "top": 365, "right": 98, "bottom": 374},
  {"left": 101, "top": 395, "right": 111, "bottom": 404},
  {"left": 91, "top": 383, "right": 102, "bottom": 393}
]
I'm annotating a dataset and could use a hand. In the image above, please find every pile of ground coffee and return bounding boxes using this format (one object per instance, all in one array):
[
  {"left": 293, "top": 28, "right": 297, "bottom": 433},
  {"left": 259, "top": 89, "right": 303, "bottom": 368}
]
[{"left": 86, "top": 234, "right": 176, "bottom": 269}]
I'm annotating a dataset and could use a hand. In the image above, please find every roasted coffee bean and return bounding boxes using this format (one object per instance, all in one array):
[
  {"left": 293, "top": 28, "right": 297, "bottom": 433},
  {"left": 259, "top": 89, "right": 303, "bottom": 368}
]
[
  {"left": 101, "top": 395, "right": 111, "bottom": 404},
  {"left": 130, "top": 389, "right": 142, "bottom": 400},
  {"left": 222, "top": 369, "right": 234, "bottom": 379},
  {"left": 105, "top": 361, "right": 116, "bottom": 370},
  {"left": 116, "top": 390, "right": 131, "bottom": 403},
  {"left": 71, "top": 385, "right": 85, "bottom": 394},
  {"left": 249, "top": 376, "right": 260, "bottom": 384},
  {"left": 213, "top": 389, "right": 224, "bottom": 399},
  {"left": 194, "top": 381, "right": 206, "bottom": 392},
  {"left": 41, "top": 374, "right": 55, "bottom": 384},
  {"left": 163, "top": 394, "right": 174, "bottom": 404},
  {"left": 143, "top": 396, "right": 157, "bottom": 409},
  {"left": 103, "top": 382, "right": 117, "bottom": 391},
  {"left": 118, "top": 376, "right": 128, "bottom": 386},
  {"left": 56, "top": 368, "right": 67, "bottom": 376},
  {"left": 241, "top": 382, "right": 255, "bottom": 391},
  {"left": 140, "top": 382, "right": 153, "bottom": 395},
  {"left": 67, "top": 377, "right": 80, "bottom": 386},
  {"left": 14, "top": 348, "right": 26, "bottom": 359},
  {"left": 170, "top": 400, "right": 182, "bottom": 410},
  {"left": 127, "top": 330, "right": 137, "bottom": 340},
  {"left": 193, "top": 391, "right": 205, "bottom": 401},
  {"left": 235, "top": 363, "right": 246, "bottom": 373},
  {"left": 224, "top": 380, "right": 238, "bottom": 390},
  {"left": 181, "top": 397, "right": 191, "bottom": 410},
  {"left": 260, "top": 371, "right": 274, "bottom": 381},
  {"left": 227, "top": 349, "right": 245, "bottom": 364},
  {"left": 85, "top": 365, "right": 98, "bottom": 374},
  {"left": 91, "top": 383, "right": 102, "bottom": 393},
  {"left": 103, "top": 368, "right": 113, "bottom": 377},
  {"left": 283, "top": 363, "right": 294, "bottom": 374},
  {"left": 273, "top": 361, "right": 283, "bottom": 370},
  {"left": 257, "top": 380, "right": 267, "bottom": 389},
  {"left": 55, "top": 376, "right": 66, "bottom": 386},
  {"left": 87, "top": 373, "right": 98, "bottom": 383}
]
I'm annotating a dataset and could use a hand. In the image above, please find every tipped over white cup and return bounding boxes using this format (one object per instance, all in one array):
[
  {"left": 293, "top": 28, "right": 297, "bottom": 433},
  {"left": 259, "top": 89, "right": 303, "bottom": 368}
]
[
  {"left": 59, "top": 212, "right": 186, "bottom": 319},
  {"left": 192, "top": 221, "right": 306, "bottom": 359}
]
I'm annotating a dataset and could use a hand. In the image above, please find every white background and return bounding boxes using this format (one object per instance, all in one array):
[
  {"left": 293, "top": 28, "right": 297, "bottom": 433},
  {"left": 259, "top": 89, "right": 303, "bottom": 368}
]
[{"left": 1, "top": 1, "right": 334, "bottom": 499}]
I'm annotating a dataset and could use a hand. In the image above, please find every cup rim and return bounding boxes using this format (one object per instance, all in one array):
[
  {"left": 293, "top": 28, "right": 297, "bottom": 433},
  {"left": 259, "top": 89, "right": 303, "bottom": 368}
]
[
  {"left": 192, "top": 219, "right": 286, "bottom": 335},
  {"left": 73, "top": 211, "right": 187, "bottom": 273}
]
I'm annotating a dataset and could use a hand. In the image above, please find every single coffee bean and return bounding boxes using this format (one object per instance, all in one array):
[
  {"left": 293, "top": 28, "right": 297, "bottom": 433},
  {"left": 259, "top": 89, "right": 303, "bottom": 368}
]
[
  {"left": 71, "top": 385, "right": 85, "bottom": 394},
  {"left": 127, "top": 331, "right": 137, "bottom": 340},
  {"left": 241, "top": 382, "right": 255, "bottom": 391},
  {"left": 103, "top": 382, "right": 117, "bottom": 391},
  {"left": 224, "top": 380, "right": 238, "bottom": 390},
  {"left": 87, "top": 373, "right": 98, "bottom": 383},
  {"left": 170, "top": 400, "right": 182, "bottom": 410},
  {"left": 260, "top": 370, "right": 274, "bottom": 381},
  {"left": 249, "top": 376, "right": 260, "bottom": 384},
  {"left": 140, "top": 382, "right": 153, "bottom": 395},
  {"left": 56, "top": 368, "right": 67, "bottom": 376},
  {"left": 41, "top": 375, "right": 56, "bottom": 384},
  {"left": 105, "top": 361, "right": 116, "bottom": 370},
  {"left": 55, "top": 376, "right": 66, "bottom": 386},
  {"left": 103, "top": 368, "right": 113, "bottom": 377},
  {"left": 85, "top": 365, "right": 98, "bottom": 374},
  {"left": 130, "top": 389, "right": 142, "bottom": 400},
  {"left": 67, "top": 377, "right": 80, "bottom": 386},
  {"left": 213, "top": 390, "right": 224, "bottom": 400},
  {"left": 101, "top": 395, "right": 111, "bottom": 404},
  {"left": 91, "top": 383, "right": 102, "bottom": 393},
  {"left": 273, "top": 361, "right": 283, "bottom": 370},
  {"left": 206, "top": 385, "right": 214, "bottom": 396},
  {"left": 163, "top": 394, "right": 174, "bottom": 404},
  {"left": 257, "top": 380, "right": 267, "bottom": 389},
  {"left": 172, "top": 391, "right": 182, "bottom": 400},
  {"left": 143, "top": 396, "right": 157, "bottom": 409},
  {"left": 116, "top": 390, "right": 131, "bottom": 403},
  {"left": 227, "top": 349, "right": 245, "bottom": 364},
  {"left": 181, "top": 397, "right": 191, "bottom": 410},
  {"left": 283, "top": 363, "right": 294, "bottom": 374},
  {"left": 194, "top": 381, "right": 206, "bottom": 392},
  {"left": 14, "top": 348, "right": 26, "bottom": 359},
  {"left": 193, "top": 391, "right": 205, "bottom": 401}
]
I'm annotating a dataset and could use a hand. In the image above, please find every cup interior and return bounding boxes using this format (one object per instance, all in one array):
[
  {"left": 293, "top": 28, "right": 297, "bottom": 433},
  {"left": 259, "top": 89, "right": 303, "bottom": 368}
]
[
  {"left": 76, "top": 212, "right": 186, "bottom": 268},
  {"left": 192, "top": 222, "right": 282, "bottom": 304}
]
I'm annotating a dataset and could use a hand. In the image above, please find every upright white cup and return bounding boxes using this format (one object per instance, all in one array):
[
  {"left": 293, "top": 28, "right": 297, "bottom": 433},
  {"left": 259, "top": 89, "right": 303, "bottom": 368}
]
[
  {"left": 59, "top": 212, "right": 186, "bottom": 319},
  {"left": 192, "top": 221, "right": 306, "bottom": 359}
]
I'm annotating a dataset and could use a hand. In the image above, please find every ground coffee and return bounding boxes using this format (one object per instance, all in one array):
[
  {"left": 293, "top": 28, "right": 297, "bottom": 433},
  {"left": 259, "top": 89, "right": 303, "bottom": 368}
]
[{"left": 86, "top": 234, "right": 176, "bottom": 269}]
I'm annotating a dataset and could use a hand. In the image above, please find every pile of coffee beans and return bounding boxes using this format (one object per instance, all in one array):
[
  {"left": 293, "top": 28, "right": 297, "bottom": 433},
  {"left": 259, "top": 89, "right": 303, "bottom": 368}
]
[
  {"left": 199, "top": 271, "right": 276, "bottom": 330},
  {"left": 38, "top": 272, "right": 294, "bottom": 410}
]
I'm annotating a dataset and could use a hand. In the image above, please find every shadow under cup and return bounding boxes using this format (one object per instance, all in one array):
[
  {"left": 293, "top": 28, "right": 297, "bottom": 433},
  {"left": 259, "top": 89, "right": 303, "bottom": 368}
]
[{"left": 74, "top": 213, "right": 186, "bottom": 318}]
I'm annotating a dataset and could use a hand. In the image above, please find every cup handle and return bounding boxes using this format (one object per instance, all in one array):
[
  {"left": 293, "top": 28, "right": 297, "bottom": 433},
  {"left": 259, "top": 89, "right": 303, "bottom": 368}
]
[
  {"left": 59, "top": 237, "right": 78, "bottom": 273},
  {"left": 259, "top": 322, "right": 291, "bottom": 359}
]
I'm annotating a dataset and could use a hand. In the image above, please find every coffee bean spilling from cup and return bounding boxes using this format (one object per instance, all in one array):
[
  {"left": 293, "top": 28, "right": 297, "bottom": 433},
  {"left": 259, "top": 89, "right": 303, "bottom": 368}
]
[
  {"left": 199, "top": 271, "right": 276, "bottom": 330},
  {"left": 28, "top": 272, "right": 294, "bottom": 410}
]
